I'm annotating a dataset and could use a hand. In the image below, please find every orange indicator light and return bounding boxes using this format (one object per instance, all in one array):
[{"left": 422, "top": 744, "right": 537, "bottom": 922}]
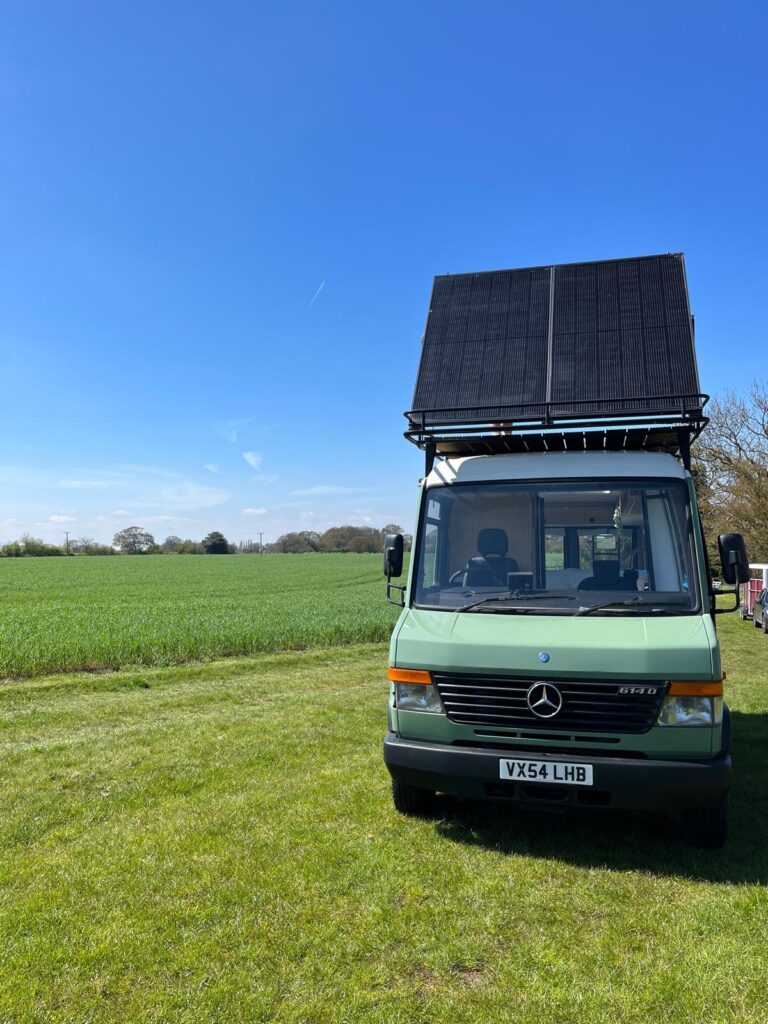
[
  {"left": 668, "top": 681, "right": 723, "bottom": 696},
  {"left": 387, "top": 668, "right": 432, "bottom": 685}
]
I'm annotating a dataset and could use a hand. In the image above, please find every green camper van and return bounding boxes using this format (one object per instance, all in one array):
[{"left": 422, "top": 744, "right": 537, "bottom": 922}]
[{"left": 383, "top": 255, "right": 749, "bottom": 848}]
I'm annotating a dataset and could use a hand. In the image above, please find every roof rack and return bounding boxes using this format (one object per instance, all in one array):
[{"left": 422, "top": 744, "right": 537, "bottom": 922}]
[
  {"left": 405, "top": 254, "right": 707, "bottom": 473},
  {"left": 406, "top": 394, "right": 708, "bottom": 473}
]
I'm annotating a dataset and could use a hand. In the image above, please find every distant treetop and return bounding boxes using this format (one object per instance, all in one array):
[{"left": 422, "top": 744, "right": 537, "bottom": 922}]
[
  {"left": 202, "top": 531, "right": 231, "bottom": 554},
  {"left": 113, "top": 526, "right": 156, "bottom": 554}
]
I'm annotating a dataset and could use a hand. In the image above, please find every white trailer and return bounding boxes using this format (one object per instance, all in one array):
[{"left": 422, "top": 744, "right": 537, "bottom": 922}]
[{"left": 740, "top": 563, "right": 768, "bottom": 619}]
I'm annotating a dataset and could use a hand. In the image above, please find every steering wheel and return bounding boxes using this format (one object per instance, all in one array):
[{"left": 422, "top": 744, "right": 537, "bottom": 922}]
[{"left": 448, "top": 566, "right": 508, "bottom": 587}]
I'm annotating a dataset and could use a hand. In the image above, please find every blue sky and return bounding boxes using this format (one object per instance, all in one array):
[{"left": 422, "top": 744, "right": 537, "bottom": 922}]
[{"left": 1, "top": 1, "right": 766, "bottom": 545}]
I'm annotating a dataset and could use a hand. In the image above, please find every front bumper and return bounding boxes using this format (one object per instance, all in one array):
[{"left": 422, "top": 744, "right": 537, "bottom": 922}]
[{"left": 384, "top": 733, "right": 731, "bottom": 811}]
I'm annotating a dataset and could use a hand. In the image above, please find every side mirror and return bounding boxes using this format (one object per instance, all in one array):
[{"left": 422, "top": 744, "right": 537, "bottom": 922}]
[
  {"left": 718, "top": 533, "right": 750, "bottom": 585},
  {"left": 383, "top": 533, "right": 404, "bottom": 578}
]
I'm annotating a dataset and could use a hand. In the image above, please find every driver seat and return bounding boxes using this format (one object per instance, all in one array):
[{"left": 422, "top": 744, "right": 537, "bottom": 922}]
[{"left": 463, "top": 528, "right": 519, "bottom": 587}]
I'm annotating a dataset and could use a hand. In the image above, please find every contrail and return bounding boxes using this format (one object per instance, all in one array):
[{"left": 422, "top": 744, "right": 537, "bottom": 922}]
[{"left": 307, "top": 280, "right": 325, "bottom": 311}]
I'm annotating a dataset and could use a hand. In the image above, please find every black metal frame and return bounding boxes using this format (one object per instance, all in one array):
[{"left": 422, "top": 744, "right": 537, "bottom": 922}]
[
  {"left": 710, "top": 585, "right": 741, "bottom": 615},
  {"left": 386, "top": 578, "right": 406, "bottom": 607},
  {"left": 405, "top": 393, "right": 709, "bottom": 475}
]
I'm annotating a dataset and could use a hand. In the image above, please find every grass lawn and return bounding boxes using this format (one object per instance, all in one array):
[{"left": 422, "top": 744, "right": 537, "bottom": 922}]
[
  {"left": 0, "top": 614, "right": 766, "bottom": 1022},
  {"left": 0, "top": 553, "right": 400, "bottom": 677}
]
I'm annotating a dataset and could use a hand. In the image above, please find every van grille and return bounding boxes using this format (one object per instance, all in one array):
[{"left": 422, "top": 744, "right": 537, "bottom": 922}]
[{"left": 433, "top": 674, "right": 666, "bottom": 734}]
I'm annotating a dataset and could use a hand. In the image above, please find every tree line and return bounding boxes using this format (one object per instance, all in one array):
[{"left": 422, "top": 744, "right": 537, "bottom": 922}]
[
  {"left": 1, "top": 523, "right": 412, "bottom": 557},
  {"left": 267, "top": 525, "right": 412, "bottom": 554}
]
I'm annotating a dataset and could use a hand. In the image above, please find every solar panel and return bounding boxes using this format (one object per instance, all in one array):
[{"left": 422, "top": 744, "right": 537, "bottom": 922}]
[{"left": 408, "top": 254, "right": 703, "bottom": 429}]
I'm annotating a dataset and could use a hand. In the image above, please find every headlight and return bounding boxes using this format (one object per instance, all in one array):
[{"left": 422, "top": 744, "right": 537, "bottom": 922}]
[
  {"left": 395, "top": 682, "right": 443, "bottom": 713},
  {"left": 657, "top": 696, "right": 722, "bottom": 727}
]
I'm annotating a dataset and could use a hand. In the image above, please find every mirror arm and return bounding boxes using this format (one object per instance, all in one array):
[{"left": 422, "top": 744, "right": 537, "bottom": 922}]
[
  {"left": 386, "top": 577, "right": 406, "bottom": 607},
  {"left": 711, "top": 586, "right": 741, "bottom": 615}
]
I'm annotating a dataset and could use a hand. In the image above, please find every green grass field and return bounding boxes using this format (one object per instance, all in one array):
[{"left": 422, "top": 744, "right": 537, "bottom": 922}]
[
  {"left": 0, "top": 554, "right": 400, "bottom": 678},
  {"left": 0, "top": 612, "right": 766, "bottom": 1022}
]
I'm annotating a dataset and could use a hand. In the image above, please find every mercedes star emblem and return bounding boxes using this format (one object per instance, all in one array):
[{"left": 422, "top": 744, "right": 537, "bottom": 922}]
[{"left": 526, "top": 682, "right": 564, "bottom": 718}]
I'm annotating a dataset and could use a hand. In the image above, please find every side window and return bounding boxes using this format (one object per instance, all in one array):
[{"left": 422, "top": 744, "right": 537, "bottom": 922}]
[
  {"left": 421, "top": 497, "right": 442, "bottom": 589},
  {"left": 422, "top": 523, "right": 439, "bottom": 588},
  {"left": 544, "top": 529, "right": 565, "bottom": 570},
  {"left": 594, "top": 532, "right": 618, "bottom": 555},
  {"left": 577, "top": 528, "right": 629, "bottom": 572},
  {"left": 577, "top": 531, "right": 611, "bottom": 571}
]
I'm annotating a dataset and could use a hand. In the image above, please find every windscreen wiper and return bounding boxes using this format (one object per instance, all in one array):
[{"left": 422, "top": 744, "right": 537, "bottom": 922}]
[
  {"left": 463, "top": 593, "right": 576, "bottom": 612},
  {"left": 575, "top": 597, "right": 689, "bottom": 617}
]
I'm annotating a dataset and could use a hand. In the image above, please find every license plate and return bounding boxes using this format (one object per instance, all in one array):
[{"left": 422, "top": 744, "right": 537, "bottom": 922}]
[{"left": 499, "top": 758, "right": 593, "bottom": 786}]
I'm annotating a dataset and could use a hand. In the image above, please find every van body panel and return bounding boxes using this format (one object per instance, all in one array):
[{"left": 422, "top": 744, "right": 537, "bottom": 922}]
[
  {"left": 395, "top": 607, "right": 716, "bottom": 680},
  {"left": 425, "top": 451, "right": 688, "bottom": 487}
]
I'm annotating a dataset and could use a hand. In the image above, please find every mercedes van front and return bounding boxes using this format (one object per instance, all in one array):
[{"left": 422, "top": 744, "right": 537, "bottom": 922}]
[{"left": 384, "top": 451, "right": 748, "bottom": 847}]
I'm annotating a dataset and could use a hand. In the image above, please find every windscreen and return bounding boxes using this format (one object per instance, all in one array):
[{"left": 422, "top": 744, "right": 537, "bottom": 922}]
[{"left": 414, "top": 479, "right": 698, "bottom": 615}]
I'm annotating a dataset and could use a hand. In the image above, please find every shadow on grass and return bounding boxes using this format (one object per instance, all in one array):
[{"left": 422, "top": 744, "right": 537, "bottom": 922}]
[{"left": 431, "top": 712, "right": 768, "bottom": 885}]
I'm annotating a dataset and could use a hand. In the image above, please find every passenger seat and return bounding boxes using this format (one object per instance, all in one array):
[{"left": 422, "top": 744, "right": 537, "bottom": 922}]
[{"left": 463, "top": 528, "right": 519, "bottom": 587}]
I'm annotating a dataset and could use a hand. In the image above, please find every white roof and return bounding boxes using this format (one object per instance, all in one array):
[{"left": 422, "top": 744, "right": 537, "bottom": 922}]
[{"left": 425, "top": 451, "right": 688, "bottom": 487}]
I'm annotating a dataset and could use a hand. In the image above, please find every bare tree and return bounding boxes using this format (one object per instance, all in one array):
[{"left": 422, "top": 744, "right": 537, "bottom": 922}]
[
  {"left": 299, "top": 531, "right": 322, "bottom": 552},
  {"left": 694, "top": 382, "right": 768, "bottom": 561},
  {"left": 274, "top": 532, "right": 311, "bottom": 553},
  {"left": 381, "top": 523, "right": 412, "bottom": 551}
]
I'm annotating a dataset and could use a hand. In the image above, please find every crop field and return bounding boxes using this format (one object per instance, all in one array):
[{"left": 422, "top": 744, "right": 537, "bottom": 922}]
[
  {"left": 0, "top": 554, "right": 401, "bottom": 678},
  {"left": 0, "top": 615, "right": 766, "bottom": 1022}
]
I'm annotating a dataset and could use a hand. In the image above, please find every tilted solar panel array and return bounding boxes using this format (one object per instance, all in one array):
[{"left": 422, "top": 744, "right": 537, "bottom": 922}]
[{"left": 409, "top": 254, "right": 701, "bottom": 425}]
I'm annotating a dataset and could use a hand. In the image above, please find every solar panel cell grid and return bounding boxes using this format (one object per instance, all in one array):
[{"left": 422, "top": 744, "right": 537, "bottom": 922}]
[{"left": 409, "top": 254, "right": 701, "bottom": 425}]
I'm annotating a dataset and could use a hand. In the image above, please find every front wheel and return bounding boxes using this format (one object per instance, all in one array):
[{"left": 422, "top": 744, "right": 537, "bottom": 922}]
[
  {"left": 681, "top": 796, "right": 728, "bottom": 849},
  {"left": 763, "top": 617, "right": 768, "bottom": 634},
  {"left": 391, "top": 777, "right": 436, "bottom": 815}
]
